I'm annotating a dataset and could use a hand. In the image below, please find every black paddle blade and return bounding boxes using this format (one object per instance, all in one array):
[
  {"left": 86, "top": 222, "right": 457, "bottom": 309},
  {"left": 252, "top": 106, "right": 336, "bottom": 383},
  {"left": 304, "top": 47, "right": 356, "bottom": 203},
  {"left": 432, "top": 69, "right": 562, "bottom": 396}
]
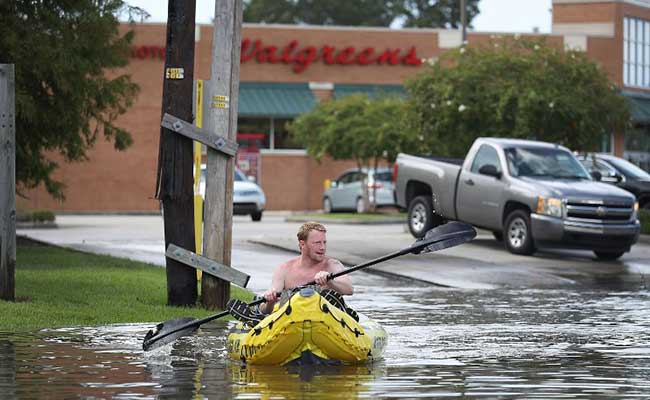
[
  {"left": 142, "top": 317, "right": 198, "bottom": 351},
  {"left": 411, "top": 221, "right": 477, "bottom": 254}
]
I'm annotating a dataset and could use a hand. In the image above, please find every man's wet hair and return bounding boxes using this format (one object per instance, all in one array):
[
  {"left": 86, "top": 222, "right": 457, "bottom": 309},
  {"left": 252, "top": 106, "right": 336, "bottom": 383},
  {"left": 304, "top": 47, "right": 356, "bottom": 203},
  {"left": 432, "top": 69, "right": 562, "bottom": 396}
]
[{"left": 297, "top": 222, "right": 327, "bottom": 242}]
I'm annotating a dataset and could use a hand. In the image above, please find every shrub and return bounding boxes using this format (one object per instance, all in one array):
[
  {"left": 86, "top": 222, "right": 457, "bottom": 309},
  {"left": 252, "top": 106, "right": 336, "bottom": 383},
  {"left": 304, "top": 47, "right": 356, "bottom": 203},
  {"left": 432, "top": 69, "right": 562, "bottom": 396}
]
[{"left": 16, "top": 209, "right": 56, "bottom": 223}]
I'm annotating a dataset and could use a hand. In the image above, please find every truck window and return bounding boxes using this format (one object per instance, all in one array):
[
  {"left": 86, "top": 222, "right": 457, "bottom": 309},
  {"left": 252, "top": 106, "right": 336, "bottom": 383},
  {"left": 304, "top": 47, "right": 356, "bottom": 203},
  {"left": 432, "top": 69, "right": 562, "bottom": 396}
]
[
  {"left": 505, "top": 147, "right": 590, "bottom": 179},
  {"left": 470, "top": 145, "right": 501, "bottom": 174}
]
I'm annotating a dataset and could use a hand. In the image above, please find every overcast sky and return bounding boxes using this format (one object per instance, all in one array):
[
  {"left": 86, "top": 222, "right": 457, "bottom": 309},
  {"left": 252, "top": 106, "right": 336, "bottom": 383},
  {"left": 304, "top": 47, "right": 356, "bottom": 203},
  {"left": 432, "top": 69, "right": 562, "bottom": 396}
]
[{"left": 125, "top": 0, "right": 553, "bottom": 34}]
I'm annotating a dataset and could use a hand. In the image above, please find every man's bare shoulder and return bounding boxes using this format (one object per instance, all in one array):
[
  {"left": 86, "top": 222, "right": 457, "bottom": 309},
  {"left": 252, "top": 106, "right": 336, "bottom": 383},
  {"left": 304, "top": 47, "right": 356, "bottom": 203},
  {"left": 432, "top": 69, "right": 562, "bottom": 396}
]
[
  {"left": 277, "top": 256, "right": 301, "bottom": 271},
  {"left": 326, "top": 257, "right": 345, "bottom": 271}
]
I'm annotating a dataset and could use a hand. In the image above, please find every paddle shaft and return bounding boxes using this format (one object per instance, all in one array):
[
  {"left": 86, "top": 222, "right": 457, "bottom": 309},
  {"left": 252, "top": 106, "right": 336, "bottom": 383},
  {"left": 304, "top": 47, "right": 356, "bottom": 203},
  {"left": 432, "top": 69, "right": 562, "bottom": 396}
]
[{"left": 305, "top": 247, "right": 412, "bottom": 286}]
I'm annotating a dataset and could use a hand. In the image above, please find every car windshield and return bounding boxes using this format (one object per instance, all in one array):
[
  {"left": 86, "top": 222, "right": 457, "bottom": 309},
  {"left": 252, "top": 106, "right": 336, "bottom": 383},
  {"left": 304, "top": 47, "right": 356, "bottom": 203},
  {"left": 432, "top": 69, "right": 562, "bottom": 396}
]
[
  {"left": 505, "top": 147, "right": 591, "bottom": 179},
  {"left": 606, "top": 157, "right": 650, "bottom": 180}
]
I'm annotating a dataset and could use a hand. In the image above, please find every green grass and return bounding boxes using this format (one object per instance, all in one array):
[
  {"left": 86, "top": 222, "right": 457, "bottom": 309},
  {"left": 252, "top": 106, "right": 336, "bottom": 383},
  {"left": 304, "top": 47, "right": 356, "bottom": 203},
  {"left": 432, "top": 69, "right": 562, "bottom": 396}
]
[
  {"left": 640, "top": 209, "right": 650, "bottom": 235},
  {"left": 0, "top": 238, "right": 253, "bottom": 332}
]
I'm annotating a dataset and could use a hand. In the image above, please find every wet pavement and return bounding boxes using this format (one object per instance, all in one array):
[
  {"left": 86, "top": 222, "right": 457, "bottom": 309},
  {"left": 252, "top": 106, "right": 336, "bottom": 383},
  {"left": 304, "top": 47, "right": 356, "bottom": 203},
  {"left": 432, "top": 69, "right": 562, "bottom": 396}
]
[{"left": 16, "top": 214, "right": 650, "bottom": 291}]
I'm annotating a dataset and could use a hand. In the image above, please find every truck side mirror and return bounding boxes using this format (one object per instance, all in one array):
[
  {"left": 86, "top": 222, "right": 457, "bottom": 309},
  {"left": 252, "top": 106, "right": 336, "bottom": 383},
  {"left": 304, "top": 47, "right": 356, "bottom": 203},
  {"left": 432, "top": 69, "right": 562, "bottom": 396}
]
[
  {"left": 590, "top": 170, "right": 602, "bottom": 181},
  {"left": 615, "top": 173, "right": 624, "bottom": 183},
  {"left": 478, "top": 164, "right": 502, "bottom": 179}
]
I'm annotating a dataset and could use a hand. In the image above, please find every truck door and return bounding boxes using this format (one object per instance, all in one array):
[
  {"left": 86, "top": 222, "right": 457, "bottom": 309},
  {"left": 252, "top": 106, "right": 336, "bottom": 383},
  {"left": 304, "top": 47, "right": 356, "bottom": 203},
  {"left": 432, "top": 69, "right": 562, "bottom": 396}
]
[{"left": 456, "top": 144, "right": 505, "bottom": 230}]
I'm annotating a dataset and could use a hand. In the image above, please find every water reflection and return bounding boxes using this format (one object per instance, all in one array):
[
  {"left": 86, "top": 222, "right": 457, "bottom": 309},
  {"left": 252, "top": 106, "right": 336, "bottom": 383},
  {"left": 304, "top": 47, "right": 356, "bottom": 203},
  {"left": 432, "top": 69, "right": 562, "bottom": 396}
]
[
  {"left": 229, "top": 363, "right": 385, "bottom": 399},
  {"left": 0, "top": 273, "right": 649, "bottom": 399}
]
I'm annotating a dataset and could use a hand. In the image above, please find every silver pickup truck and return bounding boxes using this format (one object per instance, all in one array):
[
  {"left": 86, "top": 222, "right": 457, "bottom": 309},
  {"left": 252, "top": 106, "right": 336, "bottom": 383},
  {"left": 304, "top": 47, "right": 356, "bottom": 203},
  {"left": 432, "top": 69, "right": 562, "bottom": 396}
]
[{"left": 394, "top": 138, "right": 641, "bottom": 260}]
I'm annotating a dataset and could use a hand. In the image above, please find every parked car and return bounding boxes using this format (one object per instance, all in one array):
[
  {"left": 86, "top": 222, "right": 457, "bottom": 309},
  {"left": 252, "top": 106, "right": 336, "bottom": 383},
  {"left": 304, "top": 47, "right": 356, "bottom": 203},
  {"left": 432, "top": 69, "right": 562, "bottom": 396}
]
[
  {"left": 577, "top": 153, "right": 650, "bottom": 210},
  {"left": 393, "top": 138, "right": 640, "bottom": 260},
  {"left": 323, "top": 168, "right": 395, "bottom": 213},
  {"left": 200, "top": 165, "right": 266, "bottom": 221}
]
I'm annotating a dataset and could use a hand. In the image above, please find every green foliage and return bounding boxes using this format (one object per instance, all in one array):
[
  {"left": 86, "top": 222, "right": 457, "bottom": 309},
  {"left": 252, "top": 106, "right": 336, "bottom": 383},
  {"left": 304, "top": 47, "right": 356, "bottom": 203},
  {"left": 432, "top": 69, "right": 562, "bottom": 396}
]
[
  {"left": 0, "top": 0, "right": 141, "bottom": 199},
  {"left": 289, "top": 94, "right": 418, "bottom": 168},
  {"left": 16, "top": 209, "right": 55, "bottom": 223},
  {"left": 640, "top": 209, "right": 650, "bottom": 235},
  {"left": 401, "top": 0, "right": 480, "bottom": 28},
  {"left": 243, "top": 0, "right": 478, "bottom": 28},
  {"left": 0, "top": 239, "right": 252, "bottom": 331},
  {"left": 406, "top": 38, "right": 631, "bottom": 157}
]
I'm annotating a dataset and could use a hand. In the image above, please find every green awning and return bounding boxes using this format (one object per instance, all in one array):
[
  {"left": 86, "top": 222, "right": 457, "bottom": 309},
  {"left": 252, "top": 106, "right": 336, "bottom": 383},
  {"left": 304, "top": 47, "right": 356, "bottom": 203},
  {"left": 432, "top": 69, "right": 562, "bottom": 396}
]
[
  {"left": 238, "top": 82, "right": 316, "bottom": 118},
  {"left": 333, "top": 84, "right": 406, "bottom": 100},
  {"left": 623, "top": 91, "right": 650, "bottom": 125}
]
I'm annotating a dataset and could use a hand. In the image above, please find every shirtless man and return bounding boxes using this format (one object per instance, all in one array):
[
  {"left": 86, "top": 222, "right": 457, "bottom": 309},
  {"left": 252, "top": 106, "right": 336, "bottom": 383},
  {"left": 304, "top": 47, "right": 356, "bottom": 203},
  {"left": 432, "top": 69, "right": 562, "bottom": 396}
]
[{"left": 259, "top": 221, "right": 353, "bottom": 314}]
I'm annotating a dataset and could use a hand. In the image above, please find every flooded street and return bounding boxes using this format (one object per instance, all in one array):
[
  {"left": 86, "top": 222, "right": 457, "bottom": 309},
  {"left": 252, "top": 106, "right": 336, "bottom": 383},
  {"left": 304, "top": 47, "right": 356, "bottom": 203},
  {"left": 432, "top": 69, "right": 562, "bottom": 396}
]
[{"left": 2, "top": 270, "right": 649, "bottom": 399}]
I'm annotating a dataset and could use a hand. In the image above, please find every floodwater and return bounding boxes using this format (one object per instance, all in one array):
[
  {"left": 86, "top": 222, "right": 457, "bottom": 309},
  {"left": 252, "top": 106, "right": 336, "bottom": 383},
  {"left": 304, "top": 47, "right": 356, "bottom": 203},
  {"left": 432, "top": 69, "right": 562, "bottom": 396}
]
[{"left": 1, "top": 273, "right": 650, "bottom": 399}]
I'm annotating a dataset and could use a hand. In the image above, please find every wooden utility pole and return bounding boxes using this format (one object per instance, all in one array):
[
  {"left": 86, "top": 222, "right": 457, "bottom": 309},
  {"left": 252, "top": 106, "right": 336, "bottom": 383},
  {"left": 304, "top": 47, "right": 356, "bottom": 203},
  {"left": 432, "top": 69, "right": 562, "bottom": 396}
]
[
  {"left": 156, "top": 0, "right": 197, "bottom": 306},
  {"left": 202, "top": 0, "right": 243, "bottom": 309},
  {"left": 0, "top": 64, "right": 16, "bottom": 302}
]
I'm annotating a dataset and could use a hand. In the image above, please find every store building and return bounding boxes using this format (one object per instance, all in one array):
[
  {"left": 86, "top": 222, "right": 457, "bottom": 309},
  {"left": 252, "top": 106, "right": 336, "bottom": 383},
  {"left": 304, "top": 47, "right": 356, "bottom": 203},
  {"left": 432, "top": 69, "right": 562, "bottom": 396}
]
[{"left": 18, "top": 0, "right": 650, "bottom": 213}]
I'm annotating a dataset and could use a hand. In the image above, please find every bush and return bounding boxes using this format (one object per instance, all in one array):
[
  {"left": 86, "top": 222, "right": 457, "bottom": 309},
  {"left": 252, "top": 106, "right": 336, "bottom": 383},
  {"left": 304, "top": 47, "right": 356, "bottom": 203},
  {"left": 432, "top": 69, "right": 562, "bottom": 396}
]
[
  {"left": 16, "top": 209, "right": 56, "bottom": 223},
  {"left": 640, "top": 209, "right": 650, "bottom": 235}
]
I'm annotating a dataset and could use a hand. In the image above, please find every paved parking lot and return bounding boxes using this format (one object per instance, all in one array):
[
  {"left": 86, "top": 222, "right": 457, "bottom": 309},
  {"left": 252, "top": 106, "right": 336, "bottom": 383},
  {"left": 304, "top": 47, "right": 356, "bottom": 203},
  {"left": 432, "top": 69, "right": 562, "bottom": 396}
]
[{"left": 17, "top": 213, "right": 650, "bottom": 290}]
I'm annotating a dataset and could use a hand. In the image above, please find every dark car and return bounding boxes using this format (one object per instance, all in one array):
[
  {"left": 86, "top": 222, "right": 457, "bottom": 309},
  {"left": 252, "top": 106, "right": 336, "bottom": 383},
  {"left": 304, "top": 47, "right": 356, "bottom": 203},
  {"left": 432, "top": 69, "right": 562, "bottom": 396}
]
[{"left": 577, "top": 153, "right": 650, "bottom": 209}]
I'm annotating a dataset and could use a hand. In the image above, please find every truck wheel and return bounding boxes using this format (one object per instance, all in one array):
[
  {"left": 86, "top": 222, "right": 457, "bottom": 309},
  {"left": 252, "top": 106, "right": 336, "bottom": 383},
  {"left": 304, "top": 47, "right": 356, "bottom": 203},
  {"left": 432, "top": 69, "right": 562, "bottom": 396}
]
[
  {"left": 408, "top": 195, "right": 442, "bottom": 238},
  {"left": 504, "top": 209, "right": 535, "bottom": 255},
  {"left": 594, "top": 250, "right": 625, "bottom": 260}
]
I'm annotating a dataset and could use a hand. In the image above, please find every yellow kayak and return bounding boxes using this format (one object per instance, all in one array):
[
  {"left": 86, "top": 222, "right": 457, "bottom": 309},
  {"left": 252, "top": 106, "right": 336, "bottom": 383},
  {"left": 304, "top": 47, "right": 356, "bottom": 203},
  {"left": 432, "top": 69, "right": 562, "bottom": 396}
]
[{"left": 226, "top": 287, "right": 387, "bottom": 365}]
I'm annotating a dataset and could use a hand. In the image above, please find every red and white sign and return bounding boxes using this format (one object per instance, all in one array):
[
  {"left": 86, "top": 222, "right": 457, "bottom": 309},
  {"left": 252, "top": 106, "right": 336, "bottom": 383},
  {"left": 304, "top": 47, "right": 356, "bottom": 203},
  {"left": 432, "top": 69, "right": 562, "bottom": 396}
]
[{"left": 132, "top": 39, "right": 423, "bottom": 73}]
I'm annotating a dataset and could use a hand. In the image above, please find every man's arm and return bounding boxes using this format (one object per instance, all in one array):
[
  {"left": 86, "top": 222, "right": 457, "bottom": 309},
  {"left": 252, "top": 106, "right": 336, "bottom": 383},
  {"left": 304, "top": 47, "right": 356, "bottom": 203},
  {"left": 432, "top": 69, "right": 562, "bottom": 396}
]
[
  {"left": 259, "top": 263, "right": 286, "bottom": 314},
  {"left": 315, "top": 259, "right": 353, "bottom": 295}
]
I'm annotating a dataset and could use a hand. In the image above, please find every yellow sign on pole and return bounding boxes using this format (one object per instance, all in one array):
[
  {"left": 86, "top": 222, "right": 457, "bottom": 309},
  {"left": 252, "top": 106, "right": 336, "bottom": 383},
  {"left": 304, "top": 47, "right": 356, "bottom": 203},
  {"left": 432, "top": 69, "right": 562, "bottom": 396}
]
[{"left": 194, "top": 80, "right": 204, "bottom": 280}]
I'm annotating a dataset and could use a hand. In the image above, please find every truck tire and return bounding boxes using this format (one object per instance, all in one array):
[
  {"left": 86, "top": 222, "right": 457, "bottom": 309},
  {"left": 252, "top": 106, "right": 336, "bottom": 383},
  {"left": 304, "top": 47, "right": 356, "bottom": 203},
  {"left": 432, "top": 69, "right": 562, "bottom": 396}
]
[
  {"left": 504, "top": 209, "right": 535, "bottom": 255},
  {"left": 251, "top": 211, "right": 263, "bottom": 222},
  {"left": 408, "top": 195, "right": 442, "bottom": 238},
  {"left": 594, "top": 250, "right": 625, "bottom": 260}
]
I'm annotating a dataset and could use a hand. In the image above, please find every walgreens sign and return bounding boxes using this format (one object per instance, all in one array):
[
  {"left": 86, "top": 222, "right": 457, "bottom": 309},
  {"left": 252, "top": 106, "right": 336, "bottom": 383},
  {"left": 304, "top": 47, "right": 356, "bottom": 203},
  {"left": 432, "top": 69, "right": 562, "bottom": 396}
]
[{"left": 132, "top": 38, "right": 423, "bottom": 73}]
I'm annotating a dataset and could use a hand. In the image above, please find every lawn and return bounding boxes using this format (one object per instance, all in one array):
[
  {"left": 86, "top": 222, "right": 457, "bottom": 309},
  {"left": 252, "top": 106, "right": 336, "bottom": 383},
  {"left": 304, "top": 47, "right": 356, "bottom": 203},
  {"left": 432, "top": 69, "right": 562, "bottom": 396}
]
[{"left": 0, "top": 238, "right": 252, "bottom": 332}]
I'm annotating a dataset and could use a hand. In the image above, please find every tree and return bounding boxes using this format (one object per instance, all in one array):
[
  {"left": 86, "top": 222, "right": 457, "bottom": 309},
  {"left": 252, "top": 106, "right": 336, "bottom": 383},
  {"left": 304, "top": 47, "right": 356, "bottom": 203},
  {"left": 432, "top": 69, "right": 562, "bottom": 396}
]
[
  {"left": 290, "top": 94, "right": 418, "bottom": 211},
  {"left": 401, "top": 0, "right": 480, "bottom": 29},
  {"left": 406, "top": 38, "right": 630, "bottom": 157},
  {"left": 243, "top": 0, "right": 478, "bottom": 28},
  {"left": 0, "top": 0, "right": 142, "bottom": 199}
]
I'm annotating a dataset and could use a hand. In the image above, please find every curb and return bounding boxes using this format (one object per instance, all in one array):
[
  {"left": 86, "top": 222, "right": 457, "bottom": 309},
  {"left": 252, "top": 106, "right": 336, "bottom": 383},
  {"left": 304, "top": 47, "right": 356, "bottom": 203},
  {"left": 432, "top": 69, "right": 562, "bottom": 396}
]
[
  {"left": 16, "top": 221, "right": 58, "bottom": 229},
  {"left": 638, "top": 234, "right": 650, "bottom": 245},
  {"left": 285, "top": 216, "right": 405, "bottom": 225}
]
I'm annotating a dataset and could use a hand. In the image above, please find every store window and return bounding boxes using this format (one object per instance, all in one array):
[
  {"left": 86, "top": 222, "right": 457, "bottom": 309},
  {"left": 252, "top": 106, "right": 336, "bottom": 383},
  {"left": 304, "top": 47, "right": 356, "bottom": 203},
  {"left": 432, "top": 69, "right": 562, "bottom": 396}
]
[
  {"left": 273, "top": 118, "right": 303, "bottom": 150},
  {"left": 624, "top": 16, "right": 650, "bottom": 88}
]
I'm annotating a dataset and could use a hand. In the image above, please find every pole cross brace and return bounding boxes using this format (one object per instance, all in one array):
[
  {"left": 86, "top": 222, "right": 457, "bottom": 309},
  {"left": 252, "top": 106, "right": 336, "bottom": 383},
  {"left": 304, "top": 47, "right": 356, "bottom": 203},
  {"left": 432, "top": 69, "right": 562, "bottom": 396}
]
[
  {"left": 161, "top": 113, "right": 238, "bottom": 157},
  {"left": 166, "top": 244, "right": 250, "bottom": 288}
]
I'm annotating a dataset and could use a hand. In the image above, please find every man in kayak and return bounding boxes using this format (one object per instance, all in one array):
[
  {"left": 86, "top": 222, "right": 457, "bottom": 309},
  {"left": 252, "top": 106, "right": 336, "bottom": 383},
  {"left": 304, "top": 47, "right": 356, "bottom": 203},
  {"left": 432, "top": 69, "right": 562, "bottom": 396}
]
[
  {"left": 227, "top": 221, "right": 354, "bottom": 324},
  {"left": 259, "top": 221, "right": 353, "bottom": 314}
]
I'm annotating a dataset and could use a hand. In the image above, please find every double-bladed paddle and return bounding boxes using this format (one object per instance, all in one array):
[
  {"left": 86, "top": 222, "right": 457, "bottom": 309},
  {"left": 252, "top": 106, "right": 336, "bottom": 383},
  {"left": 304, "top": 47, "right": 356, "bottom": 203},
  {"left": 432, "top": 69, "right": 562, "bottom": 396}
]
[{"left": 142, "top": 221, "right": 476, "bottom": 351}]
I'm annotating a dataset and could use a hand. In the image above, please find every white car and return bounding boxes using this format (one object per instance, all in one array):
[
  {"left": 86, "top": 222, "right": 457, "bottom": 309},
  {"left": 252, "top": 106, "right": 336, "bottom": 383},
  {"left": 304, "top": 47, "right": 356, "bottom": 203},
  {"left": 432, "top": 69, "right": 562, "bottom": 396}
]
[{"left": 200, "top": 165, "right": 266, "bottom": 221}]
